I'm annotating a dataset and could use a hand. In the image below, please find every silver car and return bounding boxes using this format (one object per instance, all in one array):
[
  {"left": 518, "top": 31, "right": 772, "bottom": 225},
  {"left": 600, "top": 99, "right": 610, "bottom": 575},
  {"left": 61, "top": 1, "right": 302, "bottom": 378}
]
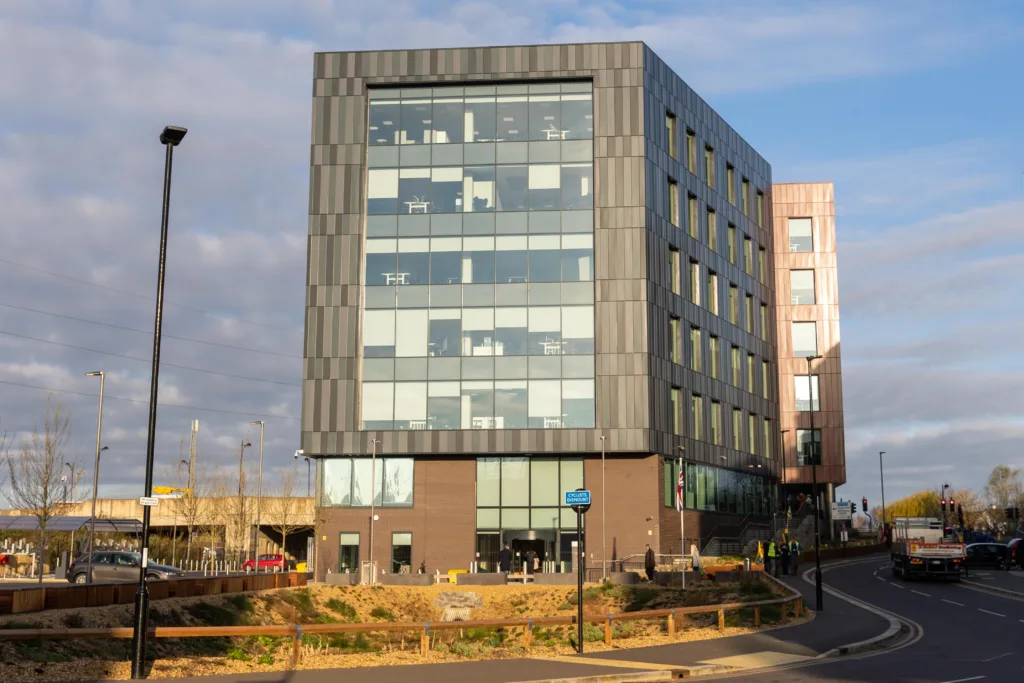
[{"left": 68, "top": 551, "right": 186, "bottom": 584}]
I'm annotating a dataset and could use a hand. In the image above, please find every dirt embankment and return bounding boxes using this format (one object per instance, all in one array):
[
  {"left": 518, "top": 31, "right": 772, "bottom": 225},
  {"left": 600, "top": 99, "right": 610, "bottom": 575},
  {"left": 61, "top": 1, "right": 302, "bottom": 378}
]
[{"left": 0, "top": 579, "right": 807, "bottom": 681}]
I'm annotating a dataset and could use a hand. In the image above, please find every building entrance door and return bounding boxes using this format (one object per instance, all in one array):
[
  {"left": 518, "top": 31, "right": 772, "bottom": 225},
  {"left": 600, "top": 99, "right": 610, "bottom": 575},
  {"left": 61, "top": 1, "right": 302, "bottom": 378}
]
[{"left": 503, "top": 530, "right": 557, "bottom": 572}]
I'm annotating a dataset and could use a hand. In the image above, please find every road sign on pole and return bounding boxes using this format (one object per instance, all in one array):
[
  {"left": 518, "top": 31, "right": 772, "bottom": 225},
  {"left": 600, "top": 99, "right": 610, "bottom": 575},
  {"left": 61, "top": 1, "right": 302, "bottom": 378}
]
[
  {"left": 565, "top": 490, "right": 592, "bottom": 507},
  {"left": 831, "top": 502, "right": 852, "bottom": 521}
]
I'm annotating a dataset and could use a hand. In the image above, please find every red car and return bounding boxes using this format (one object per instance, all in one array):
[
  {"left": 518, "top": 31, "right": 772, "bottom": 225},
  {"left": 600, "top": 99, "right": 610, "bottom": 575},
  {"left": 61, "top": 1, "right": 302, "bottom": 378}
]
[{"left": 243, "top": 554, "right": 285, "bottom": 573}]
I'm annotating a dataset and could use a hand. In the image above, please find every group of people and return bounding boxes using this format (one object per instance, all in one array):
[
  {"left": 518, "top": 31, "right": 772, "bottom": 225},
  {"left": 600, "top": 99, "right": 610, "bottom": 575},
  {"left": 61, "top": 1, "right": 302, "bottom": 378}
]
[
  {"left": 765, "top": 536, "right": 801, "bottom": 576},
  {"left": 497, "top": 543, "right": 540, "bottom": 574}
]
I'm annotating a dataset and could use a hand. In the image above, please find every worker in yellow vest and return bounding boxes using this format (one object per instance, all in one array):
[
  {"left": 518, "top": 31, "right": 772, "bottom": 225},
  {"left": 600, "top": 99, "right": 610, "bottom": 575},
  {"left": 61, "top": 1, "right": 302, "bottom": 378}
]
[{"left": 766, "top": 540, "right": 777, "bottom": 576}]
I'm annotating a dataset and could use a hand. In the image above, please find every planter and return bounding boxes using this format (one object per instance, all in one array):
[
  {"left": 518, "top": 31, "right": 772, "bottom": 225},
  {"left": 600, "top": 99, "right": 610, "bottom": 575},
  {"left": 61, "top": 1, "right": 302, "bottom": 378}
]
[
  {"left": 455, "top": 573, "right": 507, "bottom": 586},
  {"left": 379, "top": 574, "right": 432, "bottom": 586},
  {"left": 325, "top": 573, "right": 359, "bottom": 586}
]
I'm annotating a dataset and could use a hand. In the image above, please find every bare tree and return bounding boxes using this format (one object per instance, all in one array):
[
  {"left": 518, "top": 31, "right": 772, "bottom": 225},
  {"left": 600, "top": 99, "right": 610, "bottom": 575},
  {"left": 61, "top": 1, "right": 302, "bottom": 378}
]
[
  {"left": 6, "top": 397, "right": 75, "bottom": 583},
  {"left": 265, "top": 463, "right": 310, "bottom": 568}
]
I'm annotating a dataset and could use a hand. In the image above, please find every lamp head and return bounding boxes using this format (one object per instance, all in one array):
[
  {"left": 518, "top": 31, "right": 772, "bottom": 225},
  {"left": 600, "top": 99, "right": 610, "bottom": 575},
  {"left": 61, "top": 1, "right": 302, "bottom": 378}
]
[
  {"left": 160, "top": 126, "right": 187, "bottom": 146},
  {"left": 85, "top": 370, "right": 104, "bottom": 377},
  {"left": 250, "top": 420, "right": 263, "bottom": 426},
  {"left": 243, "top": 441, "right": 252, "bottom": 448},
  {"left": 100, "top": 446, "right": 109, "bottom": 452}
]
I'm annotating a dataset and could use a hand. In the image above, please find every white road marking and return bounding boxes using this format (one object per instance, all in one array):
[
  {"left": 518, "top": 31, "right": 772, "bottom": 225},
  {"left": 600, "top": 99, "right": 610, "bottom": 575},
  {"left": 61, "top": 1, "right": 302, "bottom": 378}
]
[
  {"left": 911, "top": 590, "right": 931, "bottom": 597},
  {"left": 977, "top": 608, "right": 1004, "bottom": 617},
  {"left": 876, "top": 576, "right": 886, "bottom": 582},
  {"left": 980, "top": 653, "right": 1010, "bottom": 662},
  {"left": 938, "top": 677, "right": 985, "bottom": 683},
  {"left": 888, "top": 582, "right": 904, "bottom": 588},
  {"left": 942, "top": 599, "right": 965, "bottom": 606}
]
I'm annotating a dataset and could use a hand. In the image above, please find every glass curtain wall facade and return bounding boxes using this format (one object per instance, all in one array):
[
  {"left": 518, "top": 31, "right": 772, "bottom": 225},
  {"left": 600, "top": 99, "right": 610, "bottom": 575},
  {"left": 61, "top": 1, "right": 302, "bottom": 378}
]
[
  {"left": 663, "top": 458, "right": 774, "bottom": 516},
  {"left": 360, "top": 83, "right": 596, "bottom": 431}
]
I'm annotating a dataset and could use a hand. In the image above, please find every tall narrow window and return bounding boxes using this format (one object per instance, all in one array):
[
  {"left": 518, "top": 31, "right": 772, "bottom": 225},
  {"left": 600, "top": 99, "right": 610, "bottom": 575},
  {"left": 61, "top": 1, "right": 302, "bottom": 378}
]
[
  {"left": 791, "top": 270, "right": 816, "bottom": 304},
  {"left": 760, "top": 303, "right": 768, "bottom": 340},
  {"left": 731, "top": 345, "right": 741, "bottom": 386},
  {"left": 732, "top": 408, "right": 743, "bottom": 450},
  {"left": 671, "top": 387, "right": 681, "bottom": 435},
  {"left": 691, "top": 394, "right": 703, "bottom": 441},
  {"left": 727, "top": 224, "right": 737, "bottom": 263},
  {"left": 797, "top": 429, "right": 821, "bottom": 466},
  {"left": 709, "top": 335, "right": 720, "bottom": 379},
  {"left": 745, "top": 294, "right": 754, "bottom": 334},
  {"left": 756, "top": 190, "right": 765, "bottom": 226},
  {"left": 726, "top": 164, "right": 736, "bottom": 204},
  {"left": 688, "top": 194, "right": 699, "bottom": 239},
  {"left": 789, "top": 217, "right": 813, "bottom": 252},
  {"left": 792, "top": 321, "right": 818, "bottom": 358},
  {"left": 339, "top": 533, "right": 360, "bottom": 573},
  {"left": 690, "top": 260, "right": 701, "bottom": 305},
  {"left": 748, "top": 414, "right": 757, "bottom": 454},
  {"left": 744, "top": 237, "right": 754, "bottom": 275},
  {"left": 728, "top": 284, "right": 739, "bottom": 325},
  {"left": 763, "top": 419, "right": 773, "bottom": 459},
  {"left": 670, "top": 248, "right": 681, "bottom": 295},
  {"left": 668, "top": 177, "right": 680, "bottom": 226},
  {"left": 686, "top": 129, "right": 697, "bottom": 173},
  {"left": 761, "top": 360, "right": 770, "bottom": 400},
  {"left": 710, "top": 401, "right": 722, "bottom": 445},
  {"left": 707, "top": 208, "right": 717, "bottom": 251},
  {"left": 758, "top": 247, "right": 767, "bottom": 283},
  {"left": 704, "top": 146, "right": 715, "bottom": 188},
  {"left": 391, "top": 532, "right": 412, "bottom": 573},
  {"left": 747, "top": 353, "right": 755, "bottom": 391},
  {"left": 670, "top": 316, "right": 681, "bottom": 364},
  {"left": 690, "top": 326, "right": 702, "bottom": 371},
  {"left": 741, "top": 178, "right": 750, "bottom": 215},
  {"left": 795, "top": 375, "right": 820, "bottom": 411},
  {"left": 707, "top": 271, "right": 718, "bottom": 315},
  {"left": 666, "top": 111, "right": 678, "bottom": 159}
]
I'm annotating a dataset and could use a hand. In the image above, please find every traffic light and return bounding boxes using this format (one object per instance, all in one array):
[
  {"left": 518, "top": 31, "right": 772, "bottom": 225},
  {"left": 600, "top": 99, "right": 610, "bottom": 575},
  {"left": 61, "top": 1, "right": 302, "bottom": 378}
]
[
  {"left": 949, "top": 498, "right": 956, "bottom": 508},
  {"left": 861, "top": 497, "right": 868, "bottom": 513},
  {"left": 957, "top": 504, "right": 965, "bottom": 527},
  {"left": 941, "top": 498, "right": 947, "bottom": 512}
]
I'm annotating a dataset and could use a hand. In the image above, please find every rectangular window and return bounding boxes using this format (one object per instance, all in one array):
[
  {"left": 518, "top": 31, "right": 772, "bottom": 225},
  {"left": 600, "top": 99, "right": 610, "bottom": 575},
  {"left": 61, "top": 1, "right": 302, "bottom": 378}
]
[
  {"left": 764, "top": 419, "right": 773, "bottom": 459},
  {"left": 756, "top": 190, "right": 764, "bottom": 226},
  {"left": 758, "top": 247, "right": 767, "bottom": 283},
  {"left": 744, "top": 237, "right": 754, "bottom": 275},
  {"left": 791, "top": 270, "right": 816, "bottom": 304},
  {"left": 748, "top": 414, "right": 757, "bottom": 454},
  {"left": 796, "top": 429, "right": 821, "bottom": 466},
  {"left": 707, "top": 271, "right": 718, "bottom": 315},
  {"left": 690, "top": 326, "right": 702, "bottom": 371},
  {"left": 686, "top": 129, "right": 697, "bottom": 173},
  {"left": 670, "top": 316, "right": 681, "bottom": 364},
  {"left": 732, "top": 408, "right": 743, "bottom": 450},
  {"left": 671, "top": 387, "right": 681, "bottom": 435},
  {"left": 789, "top": 217, "right": 813, "bottom": 252},
  {"left": 761, "top": 361, "right": 770, "bottom": 400},
  {"left": 709, "top": 335, "right": 720, "bottom": 379},
  {"left": 731, "top": 345, "right": 741, "bottom": 386},
  {"left": 704, "top": 146, "right": 715, "bottom": 188},
  {"left": 728, "top": 284, "right": 739, "bottom": 324},
  {"left": 747, "top": 353, "right": 755, "bottom": 391},
  {"left": 741, "top": 178, "right": 750, "bottom": 215},
  {"left": 321, "top": 457, "right": 414, "bottom": 507},
  {"left": 726, "top": 165, "right": 736, "bottom": 204},
  {"left": 795, "top": 375, "right": 820, "bottom": 411},
  {"left": 760, "top": 303, "right": 768, "bottom": 340},
  {"left": 710, "top": 401, "right": 722, "bottom": 445},
  {"left": 339, "top": 533, "right": 360, "bottom": 573},
  {"left": 391, "top": 532, "right": 412, "bottom": 574},
  {"left": 707, "top": 209, "right": 717, "bottom": 251},
  {"left": 792, "top": 321, "right": 818, "bottom": 358},
  {"left": 668, "top": 177, "right": 680, "bottom": 226},
  {"left": 688, "top": 194, "right": 699, "bottom": 239},
  {"left": 727, "top": 224, "right": 737, "bottom": 263},
  {"left": 691, "top": 394, "right": 703, "bottom": 441},
  {"left": 666, "top": 111, "right": 678, "bottom": 159},
  {"left": 745, "top": 294, "right": 754, "bottom": 334},
  {"left": 689, "top": 260, "right": 701, "bottom": 305},
  {"left": 670, "top": 248, "right": 681, "bottom": 295}
]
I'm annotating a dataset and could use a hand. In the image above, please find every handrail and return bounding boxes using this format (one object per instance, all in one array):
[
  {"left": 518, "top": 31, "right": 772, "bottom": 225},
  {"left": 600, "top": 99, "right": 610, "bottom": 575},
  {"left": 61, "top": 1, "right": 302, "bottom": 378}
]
[{"left": 0, "top": 575, "right": 804, "bottom": 667}]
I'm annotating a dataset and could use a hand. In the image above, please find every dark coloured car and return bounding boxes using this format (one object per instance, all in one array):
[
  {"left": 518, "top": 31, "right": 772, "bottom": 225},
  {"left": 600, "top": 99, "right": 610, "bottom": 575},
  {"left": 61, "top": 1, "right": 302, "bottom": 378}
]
[
  {"left": 1006, "top": 538, "right": 1024, "bottom": 570},
  {"left": 964, "top": 543, "right": 1010, "bottom": 570},
  {"left": 67, "top": 552, "right": 186, "bottom": 584}
]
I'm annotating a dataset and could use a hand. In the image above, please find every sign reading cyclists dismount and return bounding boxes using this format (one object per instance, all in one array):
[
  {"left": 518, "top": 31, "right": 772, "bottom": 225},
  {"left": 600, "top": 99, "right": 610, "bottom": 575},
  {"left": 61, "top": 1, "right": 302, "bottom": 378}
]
[{"left": 565, "top": 489, "right": 591, "bottom": 511}]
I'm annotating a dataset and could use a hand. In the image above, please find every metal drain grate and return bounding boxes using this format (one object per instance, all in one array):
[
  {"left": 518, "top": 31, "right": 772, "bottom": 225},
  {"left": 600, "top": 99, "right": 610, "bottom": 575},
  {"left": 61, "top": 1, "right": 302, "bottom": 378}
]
[{"left": 442, "top": 607, "right": 472, "bottom": 621}]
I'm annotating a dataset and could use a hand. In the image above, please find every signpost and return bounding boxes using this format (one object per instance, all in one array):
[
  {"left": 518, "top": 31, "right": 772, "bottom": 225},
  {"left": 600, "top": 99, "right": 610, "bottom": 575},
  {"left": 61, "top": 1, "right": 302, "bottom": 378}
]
[
  {"left": 831, "top": 501, "right": 852, "bottom": 521},
  {"left": 566, "top": 488, "right": 591, "bottom": 653}
]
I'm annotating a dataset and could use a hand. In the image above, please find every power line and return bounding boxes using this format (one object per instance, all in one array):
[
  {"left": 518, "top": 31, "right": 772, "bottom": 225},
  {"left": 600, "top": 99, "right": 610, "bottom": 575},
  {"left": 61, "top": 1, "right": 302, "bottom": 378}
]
[
  {"left": 0, "top": 302, "right": 301, "bottom": 359},
  {"left": 0, "top": 379, "right": 300, "bottom": 421},
  {"left": 0, "top": 257, "right": 297, "bottom": 333},
  {"left": 0, "top": 329, "right": 301, "bottom": 388}
]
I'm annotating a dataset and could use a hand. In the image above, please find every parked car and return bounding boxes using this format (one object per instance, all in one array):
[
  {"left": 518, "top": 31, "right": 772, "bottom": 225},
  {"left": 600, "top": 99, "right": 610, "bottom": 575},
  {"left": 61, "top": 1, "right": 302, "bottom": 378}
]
[
  {"left": 964, "top": 543, "right": 1010, "bottom": 570},
  {"left": 67, "top": 552, "right": 187, "bottom": 584},
  {"left": 1006, "top": 538, "right": 1024, "bottom": 569},
  {"left": 242, "top": 554, "right": 285, "bottom": 573}
]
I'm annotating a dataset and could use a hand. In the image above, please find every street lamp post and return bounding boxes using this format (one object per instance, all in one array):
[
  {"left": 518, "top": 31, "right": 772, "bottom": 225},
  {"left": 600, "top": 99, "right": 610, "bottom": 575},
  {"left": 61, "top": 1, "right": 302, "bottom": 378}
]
[
  {"left": 779, "top": 428, "right": 790, "bottom": 535},
  {"left": 238, "top": 440, "right": 251, "bottom": 565},
  {"left": 131, "top": 124, "right": 187, "bottom": 680},
  {"left": 85, "top": 371, "right": 106, "bottom": 582},
  {"left": 806, "top": 354, "right": 823, "bottom": 612},
  {"left": 879, "top": 451, "right": 887, "bottom": 531},
  {"left": 368, "top": 439, "right": 380, "bottom": 584},
  {"left": 250, "top": 421, "right": 265, "bottom": 570},
  {"left": 600, "top": 435, "right": 607, "bottom": 581},
  {"left": 171, "top": 459, "right": 189, "bottom": 567}
]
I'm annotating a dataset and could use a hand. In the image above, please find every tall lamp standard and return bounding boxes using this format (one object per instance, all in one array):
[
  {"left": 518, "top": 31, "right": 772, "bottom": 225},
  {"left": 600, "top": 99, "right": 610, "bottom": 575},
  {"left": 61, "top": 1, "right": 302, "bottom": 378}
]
[
  {"left": 294, "top": 450, "right": 311, "bottom": 497},
  {"left": 368, "top": 439, "right": 380, "bottom": 584},
  {"left": 805, "top": 354, "right": 823, "bottom": 612},
  {"left": 131, "top": 124, "right": 187, "bottom": 680},
  {"left": 599, "top": 435, "right": 607, "bottom": 581},
  {"left": 85, "top": 371, "right": 107, "bottom": 581},
  {"left": 879, "top": 451, "right": 887, "bottom": 531},
  {"left": 250, "top": 421, "right": 265, "bottom": 568},
  {"left": 238, "top": 440, "right": 252, "bottom": 562}
]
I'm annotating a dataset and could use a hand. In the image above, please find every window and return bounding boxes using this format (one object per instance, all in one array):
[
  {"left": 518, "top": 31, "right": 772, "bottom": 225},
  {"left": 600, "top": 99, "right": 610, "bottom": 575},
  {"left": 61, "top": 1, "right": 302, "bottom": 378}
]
[
  {"left": 707, "top": 209, "right": 717, "bottom": 251},
  {"left": 741, "top": 178, "right": 750, "bottom": 215},
  {"left": 391, "top": 532, "right": 412, "bottom": 573},
  {"left": 691, "top": 394, "right": 703, "bottom": 441},
  {"left": 668, "top": 177, "right": 679, "bottom": 226},
  {"left": 727, "top": 224, "right": 736, "bottom": 263},
  {"left": 690, "top": 326, "right": 702, "bottom": 371},
  {"left": 748, "top": 414, "right": 757, "bottom": 454},
  {"left": 760, "top": 303, "right": 768, "bottom": 340},
  {"left": 731, "top": 345, "right": 741, "bottom": 386},
  {"left": 758, "top": 247, "right": 767, "bottom": 283},
  {"left": 321, "top": 457, "right": 414, "bottom": 507},
  {"left": 745, "top": 295, "right": 754, "bottom": 334},
  {"left": 670, "top": 248, "right": 681, "bottom": 295},
  {"left": 688, "top": 194, "right": 699, "bottom": 239},
  {"left": 744, "top": 237, "right": 754, "bottom": 276},
  {"left": 728, "top": 284, "right": 738, "bottom": 325},
  {"left": 795, "top": 375, "right": 820, "bottom": 411},
  {"left": 791, "top": 270, "right": 816, "bottom": 304},
  {"left": 671, "top": 387, "right": 681, "bottom": 435},
  {"left": 709, "top": 335, "right": 720, "bottom": 379},
  {"left": 670, "top": 317, "right": 681, "bottom": 364},
  {"left": 747, "top": 353, "right": 755, "bottom": 391},
  {"left": 792, "top": 322, "right": 818, "bottom": 358},
  {"left": 756, "top": 190, "right": 764, "bottom": 226},
  {"left": 339, "top": 533, "right": 359, "bottom": 573},
  {"left": 761, "top": 360, "right": 770, "bottom": 400},
  {"left": 704, "top": 146, "right": 715, "bottom": 188},
  {"left": 690, "top": 260, "right": 701, "bottom": 305},
  {"left": 732, "top": 408, "right": 743, "bottom": 450},
  {"left": 666, "top": 111, "right": 678, "bottom": 159},
  {"left": 707, "top": 271, "right": 718, "bottom": 314},
  {"left": 726, "top": 165, "right": 736, "bottom": 204},
  {"left": 763, "top": 419, "right": 773, "bottom": 459},
  {"left": 796, "top": 429, "right": 821, "bottom": 466},
  {"left": 686, "top": 129, "right": 697, "bottom": 173},
  {"left": 710, "top": 401, "right": 722, "bottom": 444},
  {"left": 789, "top": 217, "right": 813, "bottom": 252}
]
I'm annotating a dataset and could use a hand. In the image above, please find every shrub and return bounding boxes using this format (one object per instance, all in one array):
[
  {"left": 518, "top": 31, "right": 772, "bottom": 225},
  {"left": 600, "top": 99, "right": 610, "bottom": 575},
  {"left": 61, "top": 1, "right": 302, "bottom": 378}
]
[
  {"left": 325, "top": 598, "right": 358, "bottom": 621},
  {"left": 185, "top": 602, "right": 244, "bottom": 627},
  {"left": 226, "top": 594, "right": 254, "bottom": 613},
  {"left": 369, "top": 607, "right": 395, "bottom": 621},
  {"left": 226, "top": 647, "right": 251, "bottom": 661},
  {"left": 62, "top": 613, "right": 85, "bottom": 629}
]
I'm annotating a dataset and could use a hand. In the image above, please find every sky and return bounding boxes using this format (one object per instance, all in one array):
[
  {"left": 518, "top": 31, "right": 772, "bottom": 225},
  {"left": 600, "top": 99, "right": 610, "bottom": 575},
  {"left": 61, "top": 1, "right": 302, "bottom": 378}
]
[{"left": 0, "top": 0, "right": 1022, "bottom": 509}]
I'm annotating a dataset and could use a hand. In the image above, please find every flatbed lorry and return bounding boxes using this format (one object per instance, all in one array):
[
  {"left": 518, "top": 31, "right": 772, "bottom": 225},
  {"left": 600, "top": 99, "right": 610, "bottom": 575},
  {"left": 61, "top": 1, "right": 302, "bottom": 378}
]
[{"left": 890, "top": 517, "right": 964, "bottom": 581}]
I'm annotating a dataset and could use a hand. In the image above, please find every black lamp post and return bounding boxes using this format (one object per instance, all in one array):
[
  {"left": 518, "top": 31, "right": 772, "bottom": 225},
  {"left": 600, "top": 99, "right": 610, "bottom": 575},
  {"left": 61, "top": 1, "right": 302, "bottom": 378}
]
[
  {"left": 131, "top": 125, "right": 186, "bottom": 679},
  {"left": 806, "top": 354, "right": 823, "bottom": 612}
]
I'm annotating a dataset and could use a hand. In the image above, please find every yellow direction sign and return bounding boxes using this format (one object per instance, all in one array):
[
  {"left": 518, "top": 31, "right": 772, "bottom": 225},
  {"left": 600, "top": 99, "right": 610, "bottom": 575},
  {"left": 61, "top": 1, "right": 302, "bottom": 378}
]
[{"left": 153, "top": 486, "right": 190, "bottom": 496}]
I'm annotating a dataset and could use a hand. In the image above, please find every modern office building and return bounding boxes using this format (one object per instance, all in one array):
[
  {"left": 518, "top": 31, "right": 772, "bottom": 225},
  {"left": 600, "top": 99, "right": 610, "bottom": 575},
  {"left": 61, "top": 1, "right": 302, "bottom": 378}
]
[
  {"left": 772, "top": 182, "right": 846, "bottom": 515},
  {"left": 302, "top": 42, "right": 842, "bottom": 579}
]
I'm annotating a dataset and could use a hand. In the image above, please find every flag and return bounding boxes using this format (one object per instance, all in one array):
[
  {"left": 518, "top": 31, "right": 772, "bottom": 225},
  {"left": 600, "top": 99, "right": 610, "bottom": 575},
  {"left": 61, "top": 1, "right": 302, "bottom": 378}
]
[
  {"left": 756, "top": 541, "right": 764, "bottom": 565},
  {"left": 675, "top": 466, "right": 685, "bottom": 512}
]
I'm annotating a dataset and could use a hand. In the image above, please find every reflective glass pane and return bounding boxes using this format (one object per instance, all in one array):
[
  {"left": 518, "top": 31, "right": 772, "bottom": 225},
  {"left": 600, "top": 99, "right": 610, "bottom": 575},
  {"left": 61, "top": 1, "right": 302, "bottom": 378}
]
[
  {"left": 369, "top": 100, "right": 400, "bottom": 146},
  {"left": 429, "top": 251, "right": 461, "bottom": 285},
  {"left": 395, "top": 310, "right": 428, "bottom": 357},
  {"left": 367, "top": 169, "right": 399, "bottom": 214},
  {"left": 398, "top": 169, "right": 431, "bottom": 214},
  {"left": 396, "top": 252, "right": 428, "bottom": 286},
  {"left": 529, "top": 96, "right": 561, "bottom": 141},
  {"left": 562, "top": 379, "right": 594, "bottom": 428},
  {"left": 428, "top": 316, "right": 460, "bottom": 357},
  {"left": 789, "top": 218, "right": 813, "bottom": 252},
  {"left": 427, "top": 380, "right": 460, "bottom": 429},
  {"left": 431, "top": 98, "right": 464, "bottom": 144},
  {"left": 494, "top": 380, "right": 528, "bottom": 428},
  {"left": 464, "top": 166, "right": 495, "bottom": 212},
  {"left": 399, "top": 100, "right": 431, "bottom": 145},
  {"left": 461, "top": 308, "right": 494, "bottom": 356},
  {"left": 321, "top": 459, "right": 351, "bottom": 506},
  {"left": 560, "top": 94, "right": 593, "bottom": 140},
  {"left": 528, "top": 307, "right": 562, "bottom": 356},
  {"left": 560, "top": 458, "right": 584, "bottom": 493},
  {"left": 528, "top": 164, "right": 561, "bottom": 210},
  {"left": 495, "top": 237, "right": 528, "bottom": 283},
  {"left": 352, "top": 458, "right": 382, "bottom": 506},
  {"left": 495, "top": 307, "right": 527, "bottom": 356},
  {"left": 462, "top": 380, "right": 495, "bottom": 428},
  {"left": 501, "top": 457, "right": 530, "bottom": 505},
  {"left": 528, "top": 379, "right": 562, "bottom": 427},
  {"left": 477, "top": 508, "right": 500, "bottom": 528},
  {"left": 363, "top": 310, "right": 395, "bottom": 357},
  {"left": 382, "top": 459, "right": 414, "bottom": 505},
  {"left": 561, "top": 234, "right": 593, "bottom": 281},
  {"left": 528, "top": 241, "right": 561, "bottom": 282},
  {"left": 531, "top": 458, "right": 559, "bottom": 505},
  {"left": 477, "top": 457, "right": 501, "bottom": 505},
  {"left": 496, "top": 97, "right": 529, "bottom": 141},
  {"left": 532, "top": 508, "right": 559, "bottom": 529},
  {"left": 561, "top": 164, "right": 593, "bottom": 210},
  {"left": 431, "top": 167, "right": 464, "bottom": 213},
  {"left": 495, "top": 165, "right": 528, "bottom": 211},
  {"left": 465, "top": 98, "right": 498, "bottom": 143}
]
